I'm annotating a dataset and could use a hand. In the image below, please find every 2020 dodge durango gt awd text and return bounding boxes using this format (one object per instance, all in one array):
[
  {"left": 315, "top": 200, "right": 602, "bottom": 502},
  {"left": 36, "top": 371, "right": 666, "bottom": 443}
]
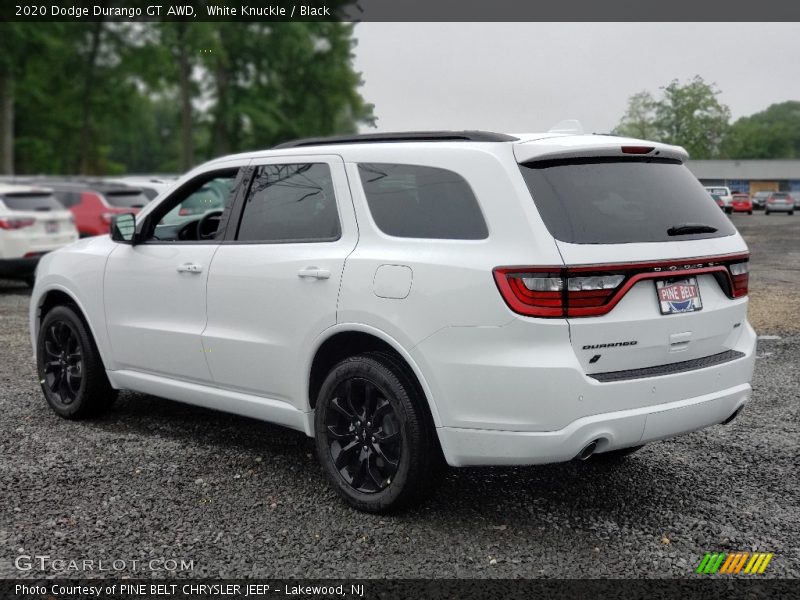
[{"left": 30, "top": 131, "right": 756, "bottom": 513}]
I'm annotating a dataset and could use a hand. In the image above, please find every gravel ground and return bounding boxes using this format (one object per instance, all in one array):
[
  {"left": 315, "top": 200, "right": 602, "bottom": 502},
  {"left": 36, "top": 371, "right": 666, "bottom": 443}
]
[{"left": 0, "top": 213, "right": 798, "bottom": 580}]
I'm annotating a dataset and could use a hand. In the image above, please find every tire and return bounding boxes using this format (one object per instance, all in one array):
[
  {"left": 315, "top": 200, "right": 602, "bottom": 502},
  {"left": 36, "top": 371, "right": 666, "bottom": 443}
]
[
  {"left": 789, "top": 211, "right": 794, "bottom": 216},
  {"left": 314, "top": 352, "right": 444, "bottom": 513},
  {"left": 748, "top": 211, "right": 753, "bottom": 215},
  {"left": 23, "top": 276, "right": 35, "bottom": 288},
  {"left": 592, "top": 445, "right": 644, "bottom": 462},
  {"left": 765, "top": 210, "right": 770, "bottom": 215},
  {"left": 37, "top": 305, "right": 117, "bottom": 419}
]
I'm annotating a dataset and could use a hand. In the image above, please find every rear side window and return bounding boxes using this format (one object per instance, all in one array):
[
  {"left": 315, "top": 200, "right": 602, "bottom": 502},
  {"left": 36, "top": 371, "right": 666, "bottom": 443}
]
[
  {"left": 104, "top": 190, "right": 149, "bottom": 208},
  {"left": 1, "top": 193, "right": 63, "bottom": 212},
  {"left": 519, "top": 158, "right": 736, "bottom": 244},
  {"left": 358, "top": 163, "right": 488, "bottom": 240},
  {"left": 237, "top": 163, "right": 340, "bottom": 243}
]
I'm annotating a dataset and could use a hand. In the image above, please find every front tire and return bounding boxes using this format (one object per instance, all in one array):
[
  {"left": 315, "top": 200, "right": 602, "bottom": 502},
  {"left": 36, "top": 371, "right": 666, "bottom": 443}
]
[
  {"left": 37, "top": 305, "right": 117, "bottom": 419},
  {"left": 314, "top": 353, "right": 443, "bottom": 513}
]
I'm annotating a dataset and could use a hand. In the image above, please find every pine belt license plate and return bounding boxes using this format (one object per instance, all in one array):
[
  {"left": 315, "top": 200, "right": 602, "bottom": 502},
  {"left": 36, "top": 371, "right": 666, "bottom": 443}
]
[
  {"left": 45, "top": 221, "right": 59, "bottom": 234},
  {"left": 656, "top": 277, "right": 702, "bottom": 314}
]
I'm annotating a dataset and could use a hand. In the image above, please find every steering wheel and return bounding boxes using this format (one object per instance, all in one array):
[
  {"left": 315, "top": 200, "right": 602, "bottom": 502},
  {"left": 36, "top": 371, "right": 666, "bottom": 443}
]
[{"left": 196, "top": 210, "right": 224, "bottom": 240}]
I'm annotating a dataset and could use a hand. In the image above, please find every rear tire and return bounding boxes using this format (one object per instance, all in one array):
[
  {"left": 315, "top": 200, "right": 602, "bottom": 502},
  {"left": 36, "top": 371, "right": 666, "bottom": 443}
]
[
  {"left": 37, "top": 305, "right": 117, "bottom": 419},
  {"left": 765, "top": 210, "right": 771, "bottom": 215},
  {"left": 314, "top": 352, "right": 443, "bottom": 513},
  {"left": 748, "top": 211, "right": 753, "bottom": 215},
  {"left": 789, "top": 211, "right": 794, "bottom": 216}
]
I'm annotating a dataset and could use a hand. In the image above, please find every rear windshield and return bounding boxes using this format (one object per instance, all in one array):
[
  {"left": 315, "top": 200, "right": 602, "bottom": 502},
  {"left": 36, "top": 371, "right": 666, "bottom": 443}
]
[
  {"left": 1, "top": 192, "right": 63, "bottom": 212},
  {"left": 770, "top": 192, "right": 789, "bottom": 198},
  {"left": 518, "top": 158, "right": 736, "bottom": 244},
  {"left": 104, "top": 190, "right": 149, "bottom": 208}
]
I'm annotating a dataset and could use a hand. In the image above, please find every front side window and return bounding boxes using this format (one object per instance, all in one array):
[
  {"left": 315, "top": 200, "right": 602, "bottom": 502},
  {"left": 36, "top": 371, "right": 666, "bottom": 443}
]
[
  {"left": 236, "top": 163, "right": 340, "bottom": 243},
  {"left": 145, "top": 170, "right": 239, "bottom": 242},
  {"left": 357, "top": 163, "right": 488, "bottom": 240}
]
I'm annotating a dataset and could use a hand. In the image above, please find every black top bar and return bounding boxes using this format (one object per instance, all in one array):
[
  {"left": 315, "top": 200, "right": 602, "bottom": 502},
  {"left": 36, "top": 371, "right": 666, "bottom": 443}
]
[{"left": 274, "top": 131, "right": 519, "bottom": 149}]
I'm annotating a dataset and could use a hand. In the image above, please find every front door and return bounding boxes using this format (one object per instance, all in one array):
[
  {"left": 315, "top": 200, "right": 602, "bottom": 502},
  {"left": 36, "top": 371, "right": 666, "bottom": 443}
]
[{"left": 103, "top": 166, "right": 246, "bottom": 383}]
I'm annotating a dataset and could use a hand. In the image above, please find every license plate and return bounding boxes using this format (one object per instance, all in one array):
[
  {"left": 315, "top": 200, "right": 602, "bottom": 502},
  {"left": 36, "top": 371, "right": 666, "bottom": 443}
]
[
  {"left": 45, "top": 221, "right": 59, "bottom": 234},
  {"left": 656, "top": 277, "right": 702, "bottom": 314}
]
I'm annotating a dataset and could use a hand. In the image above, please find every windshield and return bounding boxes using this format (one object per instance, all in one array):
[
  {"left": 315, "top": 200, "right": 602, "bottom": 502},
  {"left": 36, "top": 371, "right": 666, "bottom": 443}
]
[{"left": 519, "top": 158, "right": 736, "bottom": 244}]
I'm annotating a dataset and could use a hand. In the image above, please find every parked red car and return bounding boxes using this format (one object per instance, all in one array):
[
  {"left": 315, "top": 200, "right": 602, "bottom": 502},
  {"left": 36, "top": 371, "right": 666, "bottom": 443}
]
[
  {"left": 731, "top": 193, "right": 753, "bottom": 215},
  {"left": 27, "top": 180, "right": 149, "bottom": 237}
]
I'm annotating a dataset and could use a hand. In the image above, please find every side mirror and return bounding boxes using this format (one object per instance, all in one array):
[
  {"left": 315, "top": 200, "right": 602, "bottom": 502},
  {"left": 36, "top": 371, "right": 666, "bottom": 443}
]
[{"left": 110, "top": 213, "right": 137, "bottom": 244}]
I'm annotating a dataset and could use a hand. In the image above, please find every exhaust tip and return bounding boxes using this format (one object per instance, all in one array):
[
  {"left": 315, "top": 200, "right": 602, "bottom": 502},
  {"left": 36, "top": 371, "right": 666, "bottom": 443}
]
[
  {"left": 722, "top": 408, "right": 741, "bottom": 425},
  {"left": 577, "top": 440, "right": 598, "bottom": 461}
]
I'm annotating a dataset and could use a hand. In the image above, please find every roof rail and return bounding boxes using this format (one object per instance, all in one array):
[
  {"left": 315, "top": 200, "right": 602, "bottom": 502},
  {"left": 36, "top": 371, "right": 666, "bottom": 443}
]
[{"left": 274, "top": 130, "right": 518, "bottom": 149}]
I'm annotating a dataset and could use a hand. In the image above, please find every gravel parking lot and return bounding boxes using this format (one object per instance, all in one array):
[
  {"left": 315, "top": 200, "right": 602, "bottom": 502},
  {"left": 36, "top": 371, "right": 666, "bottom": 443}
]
[{"left": 0, "top": 213, "right": 798, "bottom": 579}]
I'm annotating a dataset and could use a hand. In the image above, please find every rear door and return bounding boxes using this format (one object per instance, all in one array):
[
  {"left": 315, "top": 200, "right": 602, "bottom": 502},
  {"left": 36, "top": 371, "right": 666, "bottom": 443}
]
[
  {"left": 517, "top": 155, "right": 750, "bottom": 375},
  {"left": 202, "top": 156, "right": 357, "bottom": 407}
]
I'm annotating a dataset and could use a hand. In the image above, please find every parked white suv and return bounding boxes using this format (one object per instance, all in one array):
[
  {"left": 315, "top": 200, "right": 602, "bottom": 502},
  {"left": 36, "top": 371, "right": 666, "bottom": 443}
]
[
  {"left": 0, "top": 184, "right": 78, "bottom": 285},
  {"left": 29, "top": 131, "right": 756, "bottom": 512},
  {"left": 704, "top": 185, "right": 733, "bottom": 213}
]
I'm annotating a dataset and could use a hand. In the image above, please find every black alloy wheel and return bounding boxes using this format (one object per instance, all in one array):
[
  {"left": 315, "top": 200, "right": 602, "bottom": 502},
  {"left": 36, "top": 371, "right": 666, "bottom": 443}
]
[
  {"left": 324, "top": 377, "right": 402, "bottom": 493},
  {"left": 37, "top": 305, "right": 117, "bottom": 419},
  {"left": 42, "top": 319, "right": 84, "bottom": 406},
  {"left": 314, "top": 352, "right": 444, "bottom": 513}
]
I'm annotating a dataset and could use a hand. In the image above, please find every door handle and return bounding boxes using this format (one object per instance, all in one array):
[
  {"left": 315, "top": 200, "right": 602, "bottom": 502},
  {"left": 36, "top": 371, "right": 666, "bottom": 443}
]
[
  {"left": 297, "top": 267, "right": 331, "bottom": 280},
  {"left": 176, "top": 263, "right": 203, "bottom": 274}
]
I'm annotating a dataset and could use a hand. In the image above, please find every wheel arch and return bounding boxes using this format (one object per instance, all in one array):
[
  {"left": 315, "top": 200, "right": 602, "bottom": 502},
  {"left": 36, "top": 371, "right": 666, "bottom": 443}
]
[
  {"left": 307, "top": 324, "right": 443, "bottom": 429},
  {"left": 33, "top": 285, "right": 110, "bottom": 369}
]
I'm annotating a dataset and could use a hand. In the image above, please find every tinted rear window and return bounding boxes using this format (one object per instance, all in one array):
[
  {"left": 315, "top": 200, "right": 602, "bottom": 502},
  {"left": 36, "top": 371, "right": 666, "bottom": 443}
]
[
  {"left": 706, "top": 187, "right": 729, "bottom": 195},
  {"left": 519, "top": 158, "right": 736, "bottom": 244},
  {"left": 770, "top": 192, "right": 789, "bottom": 198},
  {"left": 1, "top": 193, "right": 63, "bottom": 211},
  {"left": 104, "top": 190, "right": 149, "bottom": 208},
  {"left": 237, "top": 163, "right": 340, "bottom": 243},
  {"left": 358, "top": 164, "right": 488, "bottom": 240}
]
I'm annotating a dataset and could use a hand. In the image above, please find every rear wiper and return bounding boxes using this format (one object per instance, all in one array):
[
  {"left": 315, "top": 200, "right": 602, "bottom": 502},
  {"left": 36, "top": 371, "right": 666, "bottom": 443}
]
[{"left": 667, "top": 223, "right": 718, "bottom": 236}]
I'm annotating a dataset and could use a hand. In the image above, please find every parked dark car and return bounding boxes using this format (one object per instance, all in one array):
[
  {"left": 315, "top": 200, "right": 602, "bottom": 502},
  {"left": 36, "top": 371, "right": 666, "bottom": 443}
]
[{"left": 751, "top": 191, "right": 772, "bottom": 210}]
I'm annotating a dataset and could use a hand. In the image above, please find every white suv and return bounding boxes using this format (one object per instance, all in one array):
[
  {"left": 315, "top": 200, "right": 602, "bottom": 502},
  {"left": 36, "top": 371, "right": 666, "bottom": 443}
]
[
  {"left": 1, "top": 184, "right": 78, "bottom": 285},
  {"left": 29, "top": 131, "right": 756, "bottom": 513}
]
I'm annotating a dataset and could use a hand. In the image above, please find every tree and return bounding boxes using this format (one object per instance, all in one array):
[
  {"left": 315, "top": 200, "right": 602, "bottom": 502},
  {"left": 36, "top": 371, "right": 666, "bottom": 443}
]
[
  {"left": 612, "top": 91, "right": 658, "bottom": 140},
  {"left": 721, "top": 101, "right": 800, "bottom": 159},
  {"left": 654, "top": 76, "right": 730, "bottom": 159},
  {"left": 613, "top": 76, "right": 731, "bottom": 159}
]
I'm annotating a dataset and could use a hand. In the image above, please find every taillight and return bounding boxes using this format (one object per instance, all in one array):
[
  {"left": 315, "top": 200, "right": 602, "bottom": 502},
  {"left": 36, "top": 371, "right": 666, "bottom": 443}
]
[
  {"left": 621, "top": 146, "right": 654, "bottom": 154},
  {"left": 729, "top": 262, "right": 749, "bottom": 297},
  {"left": 0, "top": 217, "right": 35, "bottom": 230},
  {"left": 495, "top": 254, "right": 749, "bottom": 318}
]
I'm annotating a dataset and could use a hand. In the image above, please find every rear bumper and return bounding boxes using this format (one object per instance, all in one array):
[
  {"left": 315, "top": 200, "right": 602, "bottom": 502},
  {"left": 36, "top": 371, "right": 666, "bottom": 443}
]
[
  {"left": 765, "top": 204, "right": 793, "bottom": 212},
  {"left": 438, "top": 382, "right": 750, "bottom": 466}
]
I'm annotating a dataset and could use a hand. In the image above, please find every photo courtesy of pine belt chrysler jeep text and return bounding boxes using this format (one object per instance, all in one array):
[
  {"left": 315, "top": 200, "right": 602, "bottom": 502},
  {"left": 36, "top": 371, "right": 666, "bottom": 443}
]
[{"left": 29, "top": 130, "right": 756, "bottom": 513}]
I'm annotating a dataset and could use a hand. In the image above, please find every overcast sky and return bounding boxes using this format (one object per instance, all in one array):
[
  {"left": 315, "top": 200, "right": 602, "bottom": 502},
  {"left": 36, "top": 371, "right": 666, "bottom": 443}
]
[{"left": 352, "top": 23, "right": 800, "bottom": 135}]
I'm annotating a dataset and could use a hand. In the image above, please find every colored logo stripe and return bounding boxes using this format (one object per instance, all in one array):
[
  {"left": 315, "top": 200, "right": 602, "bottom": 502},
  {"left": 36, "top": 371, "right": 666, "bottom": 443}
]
[{"left": 697, "top": 552, "right": 773, "bottom": 575}]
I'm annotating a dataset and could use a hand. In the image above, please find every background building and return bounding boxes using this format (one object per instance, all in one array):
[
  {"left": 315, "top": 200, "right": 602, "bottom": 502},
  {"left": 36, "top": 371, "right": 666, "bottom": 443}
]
[{"left": 687, "top": 160, "right": 800, "bottom": 194}]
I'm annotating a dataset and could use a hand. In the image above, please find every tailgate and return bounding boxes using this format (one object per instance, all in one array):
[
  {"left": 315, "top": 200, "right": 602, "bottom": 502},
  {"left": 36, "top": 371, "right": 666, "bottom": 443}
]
[{"left": 558, "top": 240, "right": 749, "bottom": 375}]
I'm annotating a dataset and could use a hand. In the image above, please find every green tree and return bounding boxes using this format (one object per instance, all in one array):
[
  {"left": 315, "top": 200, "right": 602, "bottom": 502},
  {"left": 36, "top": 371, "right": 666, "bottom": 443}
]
[
  {"left": 721, "top": 101, "right": 800, "bottom": 159},
  {"left": 612, "top": 91, "right": 658, "bottom": 140},
  {"left": 613, "top": 76, "right": 731, "bottom": 158},
  {"left": 654, "top": 76, "right": 730, "bottom": 159}
]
